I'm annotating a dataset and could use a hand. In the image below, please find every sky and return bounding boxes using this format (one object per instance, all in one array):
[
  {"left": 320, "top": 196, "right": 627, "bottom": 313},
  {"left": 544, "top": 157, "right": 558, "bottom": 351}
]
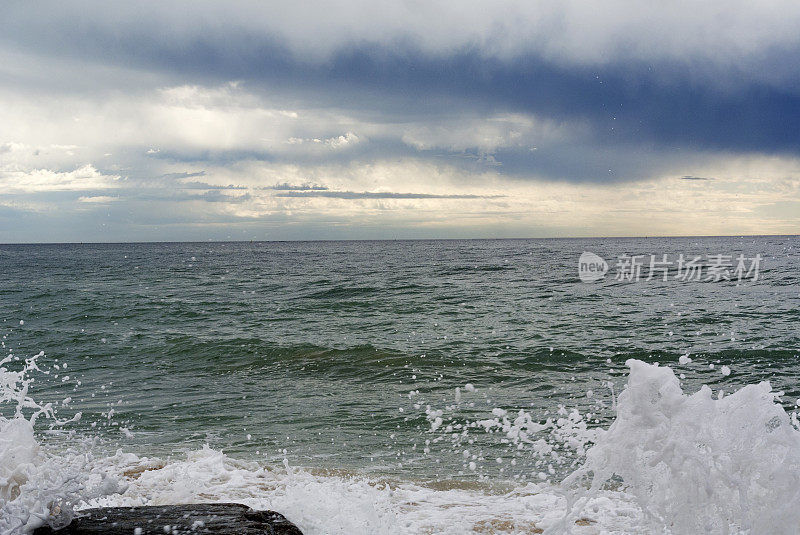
[{"left": 1, "top": 1, "right": 799, "bottom": 242}]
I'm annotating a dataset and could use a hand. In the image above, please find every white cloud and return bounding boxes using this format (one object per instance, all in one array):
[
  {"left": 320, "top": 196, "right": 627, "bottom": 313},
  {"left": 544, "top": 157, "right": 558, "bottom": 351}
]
[
  {"left": 324, "top": 132, "right": 360, "bottom": 148},
  {"left": 0, "top": 164, "right": 120, "bottom": 193},
  {"left": 0, "top": 83, "right": 374, "bottom": 161}
]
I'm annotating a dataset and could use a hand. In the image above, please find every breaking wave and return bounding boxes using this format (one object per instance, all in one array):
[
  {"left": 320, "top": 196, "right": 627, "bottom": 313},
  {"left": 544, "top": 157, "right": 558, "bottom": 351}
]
[{"left": 4, "top": 351, "right": 800, "bottom": 534}]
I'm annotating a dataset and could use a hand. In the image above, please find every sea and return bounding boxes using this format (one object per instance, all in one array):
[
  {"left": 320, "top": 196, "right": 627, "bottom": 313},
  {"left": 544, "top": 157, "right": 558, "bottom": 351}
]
[{"left": 1, "top": 236, "right": 798, "bottom": 534}]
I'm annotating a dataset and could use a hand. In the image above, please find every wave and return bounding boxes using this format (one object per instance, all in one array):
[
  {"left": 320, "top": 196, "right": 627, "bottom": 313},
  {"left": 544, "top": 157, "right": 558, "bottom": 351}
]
[
  {"left": 67, "top": 336, "right": 800, "bottom": 378},
  {"left": 5, "top": 351, "right": 800, "bottom": 533}
]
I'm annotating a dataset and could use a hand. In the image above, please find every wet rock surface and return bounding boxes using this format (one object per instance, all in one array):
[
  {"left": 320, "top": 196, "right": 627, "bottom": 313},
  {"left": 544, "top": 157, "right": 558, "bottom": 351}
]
[{"left": 33, "top": 503, "right": 303, "bottom": 535}]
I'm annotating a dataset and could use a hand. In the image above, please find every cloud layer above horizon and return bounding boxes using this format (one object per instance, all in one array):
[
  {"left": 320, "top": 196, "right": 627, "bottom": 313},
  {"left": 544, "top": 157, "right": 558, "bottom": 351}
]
[{"left": 1, "top": 0, "right": 799, "bottom": 241}]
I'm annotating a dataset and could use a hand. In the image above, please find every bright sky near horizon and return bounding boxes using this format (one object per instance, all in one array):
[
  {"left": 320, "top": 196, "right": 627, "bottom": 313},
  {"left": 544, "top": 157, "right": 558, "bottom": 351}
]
[{"left": 1, "top": 1, "right": 799, "bottom": 242}]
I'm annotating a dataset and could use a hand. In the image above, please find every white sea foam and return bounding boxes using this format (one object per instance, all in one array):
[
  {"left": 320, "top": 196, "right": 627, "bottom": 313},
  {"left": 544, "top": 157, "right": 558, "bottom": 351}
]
[{"left": 85, "top": 446, "right": 643, "bottom": 534}]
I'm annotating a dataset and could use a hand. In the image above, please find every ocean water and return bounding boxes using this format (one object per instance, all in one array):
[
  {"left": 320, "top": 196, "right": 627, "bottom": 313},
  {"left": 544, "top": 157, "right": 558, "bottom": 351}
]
[{"left": 1, "top": 237, "right": 799, "bottom": 533}]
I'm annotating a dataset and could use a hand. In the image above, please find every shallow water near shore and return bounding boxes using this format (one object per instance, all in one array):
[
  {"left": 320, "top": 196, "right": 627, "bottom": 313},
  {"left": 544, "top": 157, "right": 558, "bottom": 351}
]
[{"left": 1, "top": 237, "right": 799, "bottom": 533}]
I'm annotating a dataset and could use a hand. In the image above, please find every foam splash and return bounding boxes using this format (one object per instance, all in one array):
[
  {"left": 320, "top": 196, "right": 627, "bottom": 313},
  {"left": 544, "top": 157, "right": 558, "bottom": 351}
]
[
  {"left": 555, "top": 359, "right": 800, "bottom": 534},
  {"left": 419, "top": 359, "right": 800, "bottom": 533},
  {"left": 0, "top": 352, "right": 123, "bottom": 535}
]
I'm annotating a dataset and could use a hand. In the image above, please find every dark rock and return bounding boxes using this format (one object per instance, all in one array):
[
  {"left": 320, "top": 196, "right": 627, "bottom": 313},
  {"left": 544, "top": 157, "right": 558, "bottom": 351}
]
[{"left": 33, "top": 503, "right": 303, "bottom": 535}]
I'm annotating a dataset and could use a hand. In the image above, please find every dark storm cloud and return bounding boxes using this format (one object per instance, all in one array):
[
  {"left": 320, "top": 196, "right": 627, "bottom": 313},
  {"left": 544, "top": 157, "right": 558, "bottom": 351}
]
[{"left": 2, "top": 2, "right": 800, "bottom": 167}]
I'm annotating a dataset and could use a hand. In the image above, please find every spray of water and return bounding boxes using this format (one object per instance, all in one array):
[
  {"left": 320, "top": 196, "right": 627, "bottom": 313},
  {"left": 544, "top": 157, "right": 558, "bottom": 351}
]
[
  {"left": 551, "top": 359, "right": 800, "bottom": 534},
  {"left": 0, "top": 352, "right": 124, "bottom": 534}
]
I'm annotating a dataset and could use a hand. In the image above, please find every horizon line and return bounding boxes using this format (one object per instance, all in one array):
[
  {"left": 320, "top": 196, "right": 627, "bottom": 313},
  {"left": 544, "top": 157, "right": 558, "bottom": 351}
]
[{"left": 1, "top": 233, "right": 797, "bottom": 246}]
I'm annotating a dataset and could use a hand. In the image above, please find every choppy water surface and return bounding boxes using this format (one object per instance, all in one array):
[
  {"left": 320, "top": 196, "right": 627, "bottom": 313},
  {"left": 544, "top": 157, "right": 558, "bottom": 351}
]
[{"left": 1, "top": 237, "right": 799, "bottom": 533}]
